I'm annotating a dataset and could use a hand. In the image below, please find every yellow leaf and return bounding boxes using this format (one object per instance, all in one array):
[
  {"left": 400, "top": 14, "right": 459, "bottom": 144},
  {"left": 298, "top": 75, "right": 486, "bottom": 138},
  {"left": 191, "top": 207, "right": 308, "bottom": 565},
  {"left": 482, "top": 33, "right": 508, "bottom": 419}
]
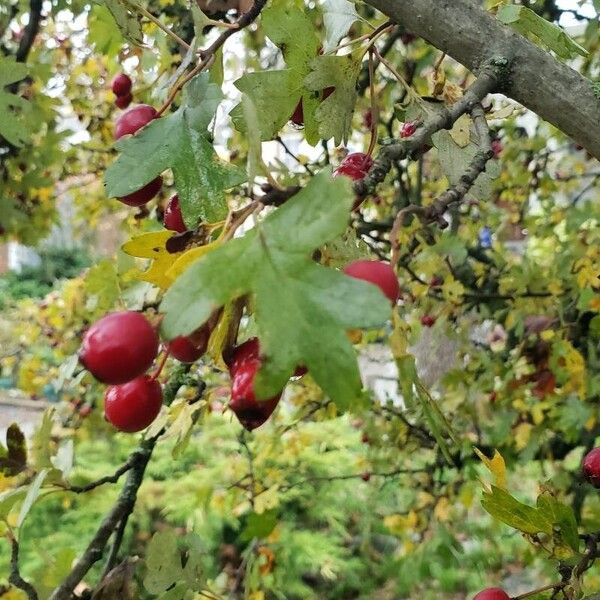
[
  {"left": 254, "top": 485, "right": 279, "bottom": 514},
  {"left": 475, "top": 448, "right": 507, "bottom": 490},
  {"left": 383, "top": 510, "right": 418, "bottom": 535},
  {"left": 434, "top": 497, "right": 451, "bottom": 522},
  {"left": 449, "top": 114, "right": 471, "bottom": 148},
  {"left": 514, "top": 422, "right": 533, "bottom": 451},
  {"left": 166, "top": 241, "right": 221, "bottom": 281},
  {"left": 122, "top": 231, "right": 179, "bottom": 289}
]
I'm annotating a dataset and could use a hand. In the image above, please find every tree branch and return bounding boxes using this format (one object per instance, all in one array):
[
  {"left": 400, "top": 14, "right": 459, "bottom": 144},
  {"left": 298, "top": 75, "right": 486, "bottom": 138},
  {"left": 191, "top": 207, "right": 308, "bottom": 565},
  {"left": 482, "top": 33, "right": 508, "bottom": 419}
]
[
  {"left": 15, "top": 0, "right": 43, "bottom": 63},
  {"left": 364, "top": 0, "right": 600, "bottom": 159},
  {"left": 8, "top": 534, "right": 38, "bottom": 600}
]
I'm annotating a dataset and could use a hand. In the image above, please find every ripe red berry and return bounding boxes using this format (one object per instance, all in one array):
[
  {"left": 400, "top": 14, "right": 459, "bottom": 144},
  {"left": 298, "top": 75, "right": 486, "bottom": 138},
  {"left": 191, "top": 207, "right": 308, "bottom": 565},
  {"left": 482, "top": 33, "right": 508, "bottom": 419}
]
[
  {"left": 583, "top": 447, "right": 600, "bottom": 488},
  {"left": 79, "top": 311, "right": 159, "bottom": 384},
  {"left": 117, "top": 176, "right": 163, "bottom": 207},
  {"left": 400, "top": 121, "right": 417, "bottom": 138},
  {"left": 430, "top": 275, "right": 443, "bottom": 288},
  {"left": 290, "top": 99, "right": 304, "bottom": 126},
  {"left": 491, "top": 139, "right": 503, "bottom": 157},
  {"left": 343, "top": 260, "right": 400, "bottom": 304},
  {"left": 334, "top": 152, "right": 374, "bottom": 181},
  {"left": 228, "top": 339, "right": 282, "bottom": 431},
  {"left": 114, "top": 104, "right": 157, "bottom": 140},
  {"left": 421, "top": 315, "right": 436, "bottom": 328},
  {"left": 473, "top": 588, "right": 510, "bottom": 600},
  {"left": 163, "top": 194, "right": 187, "bottom": 233},
  {"left": 111, "top": 73, "right": 132, "bottom": 97},
  {"left": 115, "top": 92, "right": 132, "bottom": 110},
  {"left": 361, "top": 472, "right": 371, "bottom": 482},
  {"left": 167, "top": 326, "right": 210, "bottom": 363},
  {"left": 104, "top": 375, "right": 163, "bottom": 432}
]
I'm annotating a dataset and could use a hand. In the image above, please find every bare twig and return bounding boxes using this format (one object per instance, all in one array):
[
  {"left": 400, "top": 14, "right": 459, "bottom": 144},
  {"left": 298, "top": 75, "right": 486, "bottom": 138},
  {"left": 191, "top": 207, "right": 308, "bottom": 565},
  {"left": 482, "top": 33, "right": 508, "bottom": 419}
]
[
  {"left": 8, "top": 534, "right": 38, "bottom": 600},
  {"left": 15, "top": 0, "right": 43, "bottom": 63}
]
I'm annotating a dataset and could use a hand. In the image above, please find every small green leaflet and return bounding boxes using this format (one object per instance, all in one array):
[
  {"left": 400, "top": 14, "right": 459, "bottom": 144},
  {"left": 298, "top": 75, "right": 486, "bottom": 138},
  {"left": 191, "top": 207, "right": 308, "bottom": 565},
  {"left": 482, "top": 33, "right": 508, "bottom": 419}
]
[
  {"left": 240, "top": 510, "right": 278, "bottom": 541},
  {"left": 88, "top": 4, "right": 124, "bottom": 55},
  {"left": 305, "top": 53, "right": 362, "bottom": 146},
  {"left": 230, "top": 0, "right": 321, "bottom": 144},
  {"left": 17, "top": 468, "right": 48, "bottom": 528},
  {"left": 105, "top": 73, "right": 246, "bottom": 224},
  {"left": 0, "top": 56, "right": 31, "bottom": 147},
  {"left": 161, "top": 172, "right": 391, "bottom": 406},
  {"left": 322, "top": 0, "right": 360, "bottom": 52},
  {"left": 94, "top": 0, "right": 144, "bottom": 47},
  {"left": 497, "top": 5, "right": 588, "bottom": 60},
  {"left": 0, "top": 423, "right": 27, "bottom": 476}
]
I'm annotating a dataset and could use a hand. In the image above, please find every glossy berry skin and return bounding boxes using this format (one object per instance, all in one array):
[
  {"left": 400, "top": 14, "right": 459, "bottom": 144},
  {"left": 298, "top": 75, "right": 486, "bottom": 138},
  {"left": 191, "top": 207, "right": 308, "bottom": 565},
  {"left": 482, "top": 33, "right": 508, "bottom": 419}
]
[
  {"left": 334, "top": 152, "right": 374, "bottom": 181},
  {"left": 80, "top": 311, "right": 159, "bottom": 384},
  {"left": 104, "top": 375, "right": 163, "bottom": 433},
  {"left": 167, "top": 326, "right": 210, "bottom": 364},
  {"left": 111, "top": 73, "right": 132, "bottom": 97},
  {"left": 400, "top": 121, "right": 417, "bottom": 138},
  {"left": 115, "top": 93, "right": 132, "bottom": 110},
  {"left": 421, "top": 315, "right": 436, "bottom": 328},
  {"left": 228, "top": 339, "right": 282, "bottom": 431},
  {"left": 117, "top": 176, "right": 162, "bottom": 207},
  {"left": 583, "top": 447, "right": 600, "bottom": 488},
  {"left": 343, "top": 260, "right": 400, "bottom": 304},
  {"left": 473, "top": 588, "right": 511, "bottom": 600},
  {"left": 163, "top": 194, "right": 187, "bottom": 233},
  {"left": 114, "top": 104, "right": 157, "bottom": 140}
]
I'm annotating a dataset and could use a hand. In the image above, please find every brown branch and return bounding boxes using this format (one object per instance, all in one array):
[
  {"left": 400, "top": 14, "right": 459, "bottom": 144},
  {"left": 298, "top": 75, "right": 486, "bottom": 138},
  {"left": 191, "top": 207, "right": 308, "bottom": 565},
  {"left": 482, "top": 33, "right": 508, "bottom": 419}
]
[
  {"left": 8, "top": 534, "right": 38, "bottom": 600},
  {"left": 60, "top": 455, "right": 138, "bottom": 494},
  {"left": 15, "top": 0, "right": 43, "bottom": 63}
]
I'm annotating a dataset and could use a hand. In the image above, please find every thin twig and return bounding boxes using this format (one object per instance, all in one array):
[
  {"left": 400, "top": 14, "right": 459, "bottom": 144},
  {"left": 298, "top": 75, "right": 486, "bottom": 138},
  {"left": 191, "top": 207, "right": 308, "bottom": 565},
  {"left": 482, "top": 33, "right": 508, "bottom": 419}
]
[{"left": 8, "top": 533, "right": 38, "bottom": 600}]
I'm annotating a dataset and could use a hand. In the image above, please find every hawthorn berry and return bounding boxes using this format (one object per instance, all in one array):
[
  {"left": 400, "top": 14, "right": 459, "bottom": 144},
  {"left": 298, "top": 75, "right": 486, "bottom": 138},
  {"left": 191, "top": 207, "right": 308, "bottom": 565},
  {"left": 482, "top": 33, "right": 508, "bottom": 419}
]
[
  {"left": 163, "top": 194, "right": 187, "bottom": 233},
  {"left": 473, "top": 588, "right": 510, "bottom": 600},
  {"left": 583, "top": 447, "right": 600, "bottom": 488},
  {"left": 333, "top": 152, "right": 374, "bottom": 181},
  {"left": 430, "top": 275, "right": 443, "bottom": 288},
  {"left": 114, "top": 104, "right": 157, "bottom": 140},
  {"left": 361, "top": 472, "right": 371, "bottom": 482},
  {"left": 294, "top": 365, "right": 308, "bottom": 377},
  {"left": 343, "top": 259, "right": 401, "bottom": 304},
  {"left": 79, "top": 311, "right": 159, "bottom": 384},
  {"left": 104, "top": 375, "right": 163, "bottom": 432},
  {"left": 111, "top": 73, "right": 132, "bottom": 97},
  {"left": 491, "top": 139, "right": 503, "bottom": 157},
  {"left": 400, "top": 121, "right": 417, "bottom": 138},
  {"left": 117, "top": 176, "right": 163, "bottom": 207},
  {"left": 421, "top": 315, "right": 436, "bottom": 328},
  {"left": 115, "top": 93, "right": 132, "bottom": 110},
  {"left": 167, "top": 326, "right": 210, "bottom": 363},
  {"left": 228, "top": 339, "right": 282, "bottom": 431}
]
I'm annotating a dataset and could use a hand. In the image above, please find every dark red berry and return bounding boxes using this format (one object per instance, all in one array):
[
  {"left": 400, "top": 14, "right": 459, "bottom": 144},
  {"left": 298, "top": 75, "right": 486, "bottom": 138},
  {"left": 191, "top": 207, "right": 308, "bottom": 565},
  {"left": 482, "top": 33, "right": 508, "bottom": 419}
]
[
  {"left": 361, "top": 472, "right": 371, "bottom": 482},
  {"left": 167, "top": 326, "right": 210, "bottom": 364},
  {"left": 115, "top": 104, "right": 157, "bottom": 140},
  {"left": 322, "top": 86, "right": 335, "bottom": 101},
  {"left": 115, "top": 92, "right": 132, "bottom": 110},
  {"left": 111, "top": 73, "right": 132, "bottom": 97},
  {"left": 229, "top": 339, "right": 282, "bottom": 431},
  {"left": 421, "top": 315, "right": 436, "bottom": 328},
  {"left": 294, "top": 365, "right": 308, "bottom": 377},
  {"left": 333, "top": 152, "right": 374, "bottom": 181},
  {"left": 400, "top": 121, "right": 417, "bottom": 138},
  {"left": 163, "top": 194, "right": 187, "bottom": 233},
  {"left": 104, "top": 375, "right": 163, "bottom": 433},
  {"left": 361, "top": 432, "right": 369, "bottom": 444},
  {"left": 117, "top": 176, "right": 162, "bottom": 207},
  {"left": 583, "top": 447, "right": 600, "bottom": 488},
  {"left": 491, "top": 139, "right": 503, "bottom": 157},
  {"left": 79, "top": 311, "right": 159, "bottom": 385},
  {"left": 343, "top": 260, "right": 400, "bottom": 304},
  {"left": 430, "top": 276, "right": 443, "bottom": 288},
  {"left": 290, "top": 99, "right": 304, "bottom": 126},
  {"left": 473, "top": 589, "right": 510, "bottom": 600}
]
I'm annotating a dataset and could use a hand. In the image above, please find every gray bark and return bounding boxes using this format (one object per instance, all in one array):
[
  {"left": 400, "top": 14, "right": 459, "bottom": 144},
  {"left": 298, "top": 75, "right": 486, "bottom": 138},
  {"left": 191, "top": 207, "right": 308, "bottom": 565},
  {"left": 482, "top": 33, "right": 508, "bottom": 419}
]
[{"left": 365, "top": 0, "right": 600, "bottom": 160}]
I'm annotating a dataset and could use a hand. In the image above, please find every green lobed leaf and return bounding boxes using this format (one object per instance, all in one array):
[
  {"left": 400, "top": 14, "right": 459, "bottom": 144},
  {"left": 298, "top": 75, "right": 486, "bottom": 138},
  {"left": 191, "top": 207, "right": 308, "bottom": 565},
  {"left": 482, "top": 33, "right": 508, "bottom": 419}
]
[
  {"left": 88, "top": 4, "right": 124, "bottom": 55},
  {"left": 105, "top": 73, "right": 246, "bottom": 225},
  {"left": 0, "top": 56, "right": 32, "bottom": 147},
  {"left": 95, "top": 0, "right": 144, "bottom": 47},
  {"left": 240, "top": 510, "right": 278, "bottom": 541},
  {"left": 161, "top": 171, "right": 391, "bottom": 406},
  {"left": 536, "top": 492, "right": 580, "bottom": 554},
  {"left": 497, "top": 5, "right": 588, "bottom": 60},
  {"left": 322, "top": 0, "right": 360, "bottom": 52}
]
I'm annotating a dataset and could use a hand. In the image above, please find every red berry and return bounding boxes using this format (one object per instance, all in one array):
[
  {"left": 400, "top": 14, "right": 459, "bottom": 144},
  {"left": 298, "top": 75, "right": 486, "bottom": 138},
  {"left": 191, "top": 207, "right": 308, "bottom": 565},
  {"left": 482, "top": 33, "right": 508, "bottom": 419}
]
[
  {"left": 167, "top": 326, "right": 210, "bottom": 364},
  {"left": 473, "top": 589, "right": 510, "bottom": 600},
  {"left": 343, "top": 260, "right": 400, "bottom": 304},
  {"left": 114, "top": 104, "right": 157, "bottom": 140},
  {"left": 104, "top": 375, "right": 163, "bottom": 433},
  {"left": 583, "top": 447, "right": 600, "bottom": 488},
  {"left": 228, "top": 340, "right": 282, "bottom": 431},
  {"left": 333, "top": 152, "right": 374, "bottom": 181},
  {"left": 79, "top": 311, "right": 159, "bottom": 384},
  {"left": 491, "top": 139, "right": 503, "bottom": 157},
  {"left": 117, "top": 176, "right": 162, "bottom": 207},
  {"left": 322, "top": 86, "right": 335, "bottom": 101},
  {"left": 361, "top": 472, "right": 371, "bottom": 482},
  {"left": 111, "top": 73, "right": 132, "bottom": 97},
  {"left": 361, "top": 432, "right": 369, "bottom": 444},
  {"left": 163, "top": 194, "right": 187, "bottom": 233},
  {"left": 294, "top": 365, "right": 308, "bottom": 377},
  {"left": 400, "top": 121, "right": 417, "bottom": 138},
  {"left": 115, "top": 92, "right": 132, "bottom": 110},
  {"left": 421, "top": 315, "right": 436, "bottom": 328},
  {"left": 430, "top": 276, "right": 443, "bottom": 288},
  {"left": 290, "top": 99, "right": 304, "bottom": 126}
]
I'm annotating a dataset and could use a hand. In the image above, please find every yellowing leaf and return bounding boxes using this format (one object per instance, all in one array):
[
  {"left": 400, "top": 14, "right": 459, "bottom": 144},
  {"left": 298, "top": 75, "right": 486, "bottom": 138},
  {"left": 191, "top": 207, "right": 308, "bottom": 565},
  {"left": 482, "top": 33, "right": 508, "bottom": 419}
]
[
  {"left": 122, "top": 231, "right": 178, "bottom": 289},
  {"left": 514, "top": 422, "right": 533, "bottom": 451},
  {"left": 166, "top": 240, "right": 221, "bottom": 282},
  {"left": 449, "top": 114, "right": 471, "bottom": 148},
  {"left": 474, "top": 448, "right": 507, "bottom": 490}
]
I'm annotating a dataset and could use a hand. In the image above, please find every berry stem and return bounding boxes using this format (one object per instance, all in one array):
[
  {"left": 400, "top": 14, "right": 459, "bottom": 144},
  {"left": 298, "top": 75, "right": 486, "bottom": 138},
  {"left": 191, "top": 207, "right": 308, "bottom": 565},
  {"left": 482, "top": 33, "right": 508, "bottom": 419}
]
[
  {"left": 366, "top": 48, "right": 379, "bottom": 159},
  {"left": 151, "top": 347, "right": 171, "bottom": 381},
  {"left": 512, "top": 582, "right": 564, "bottom": 599}
]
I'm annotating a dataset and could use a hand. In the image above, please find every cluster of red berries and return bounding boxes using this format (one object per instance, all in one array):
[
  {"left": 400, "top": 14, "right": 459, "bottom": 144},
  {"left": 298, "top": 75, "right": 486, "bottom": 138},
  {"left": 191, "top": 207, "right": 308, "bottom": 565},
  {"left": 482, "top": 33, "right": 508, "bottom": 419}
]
[
  {"left": 111, "top": 73, "right": 133, "bottom": 110},
  {"left": 110, "top": 76, "right": 188, "bottom": 232}
]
